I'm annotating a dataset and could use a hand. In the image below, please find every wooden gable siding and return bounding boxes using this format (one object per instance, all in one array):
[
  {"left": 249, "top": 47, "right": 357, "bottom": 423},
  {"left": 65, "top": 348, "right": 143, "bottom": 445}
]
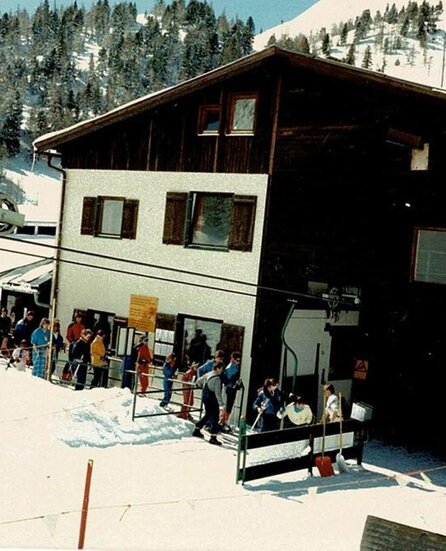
[
  {"left": 60, "top": 64, "right": 278, "bottom": 174},
  {"left": 272, "top": 67, "right": 441, "bottom": 173}
]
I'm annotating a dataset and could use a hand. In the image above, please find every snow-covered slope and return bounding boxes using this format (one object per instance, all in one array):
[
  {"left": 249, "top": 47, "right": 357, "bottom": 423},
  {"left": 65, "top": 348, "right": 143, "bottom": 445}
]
[
  {"left": 255, "top": 0, "right": 417, "bottom": 48},
  {"left": 254, "top": 0, "right": 446, "bottom": 90}
]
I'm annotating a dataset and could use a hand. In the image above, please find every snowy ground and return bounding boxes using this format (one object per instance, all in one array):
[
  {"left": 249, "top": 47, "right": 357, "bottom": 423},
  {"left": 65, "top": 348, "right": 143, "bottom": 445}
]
[{"left": 0, "top": 364, "right": 445, "bottom": 550}]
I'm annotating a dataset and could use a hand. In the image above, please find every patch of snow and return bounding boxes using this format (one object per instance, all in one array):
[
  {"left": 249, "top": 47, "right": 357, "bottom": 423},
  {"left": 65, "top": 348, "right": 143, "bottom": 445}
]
[{"left": 254, "top": 0, "right": 417, "bottom": 49}]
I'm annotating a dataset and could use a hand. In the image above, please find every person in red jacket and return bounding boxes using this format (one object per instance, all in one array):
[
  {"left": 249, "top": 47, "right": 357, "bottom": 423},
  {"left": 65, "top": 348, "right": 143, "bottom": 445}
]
[
  {"left": 177, "top": 362, "right": 198, "bottom": 420},
  {"left": 136, "top": 336, "right": 153, "bottom": 393},
  {"left": 66, "top": 313, "right": 85, "bottom": 361}
]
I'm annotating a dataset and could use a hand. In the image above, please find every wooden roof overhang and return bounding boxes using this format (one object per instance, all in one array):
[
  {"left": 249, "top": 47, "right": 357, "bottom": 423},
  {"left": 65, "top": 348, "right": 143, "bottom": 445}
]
[{"left": 33, "top": 45, "right": 446, "bottom": 154}]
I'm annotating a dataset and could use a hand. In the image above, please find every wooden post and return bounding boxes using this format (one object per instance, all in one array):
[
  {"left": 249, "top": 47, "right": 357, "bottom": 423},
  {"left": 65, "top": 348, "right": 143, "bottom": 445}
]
[
  {"left": 78, "top": 459, "right": 94, "bottom": 550},
  {"left": 46, "top": 297, "right": 56, "bottom": 381}
]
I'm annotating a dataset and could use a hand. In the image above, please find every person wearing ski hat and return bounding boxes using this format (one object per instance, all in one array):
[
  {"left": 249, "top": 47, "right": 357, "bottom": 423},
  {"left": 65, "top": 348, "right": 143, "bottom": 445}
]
[{"left": 192, "top": 360, "right": 225, "bottom": 446}]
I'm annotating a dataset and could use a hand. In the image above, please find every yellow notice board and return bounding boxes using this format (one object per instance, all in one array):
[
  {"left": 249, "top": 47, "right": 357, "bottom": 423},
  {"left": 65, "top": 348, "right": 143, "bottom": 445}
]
[{"left": 128, "top": 295, "right": 158, "bottom": 333}]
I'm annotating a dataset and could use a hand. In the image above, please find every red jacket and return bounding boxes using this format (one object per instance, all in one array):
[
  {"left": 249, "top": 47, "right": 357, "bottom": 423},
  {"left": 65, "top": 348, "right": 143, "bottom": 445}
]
[{"left": 66, "top": 322, "right": 85, "bottom": 343}]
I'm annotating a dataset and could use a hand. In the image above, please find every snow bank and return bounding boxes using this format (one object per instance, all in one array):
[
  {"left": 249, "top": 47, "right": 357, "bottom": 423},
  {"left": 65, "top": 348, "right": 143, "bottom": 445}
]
[{"left": 1, "top": 365, "right": 445, "bottom": 551}]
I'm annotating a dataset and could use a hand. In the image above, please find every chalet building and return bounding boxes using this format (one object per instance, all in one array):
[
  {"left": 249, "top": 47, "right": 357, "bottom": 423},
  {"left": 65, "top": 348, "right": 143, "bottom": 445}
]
[{"left": 34, "top": 46, "right": 446, "bottom": 449}]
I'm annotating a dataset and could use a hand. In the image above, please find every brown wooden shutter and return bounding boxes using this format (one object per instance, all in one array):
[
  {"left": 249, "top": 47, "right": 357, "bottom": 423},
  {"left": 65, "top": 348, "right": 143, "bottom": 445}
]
[
  {"left": 121, "top": 199, "right": 139, "bottom": 239},
  {"left": 219, "top": 323, "right": 244, "bottom": 364},
  {"left": 162, "top": 192, "right": 187, "bottom": 245},
  {"left": 229, "top": 195, "right": 257, "bottom": 252},
  {"left": 80, "top": 197, "right": 97, "bottom": 235}
]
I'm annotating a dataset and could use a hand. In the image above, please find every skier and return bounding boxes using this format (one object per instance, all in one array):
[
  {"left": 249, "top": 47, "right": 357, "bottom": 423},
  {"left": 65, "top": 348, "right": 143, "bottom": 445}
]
[
  {"left": 192, "top": 361, "right": 225, "bottom": 446},
  {"left": 160, "top": 352, "right": 177, "bottom": 408}
]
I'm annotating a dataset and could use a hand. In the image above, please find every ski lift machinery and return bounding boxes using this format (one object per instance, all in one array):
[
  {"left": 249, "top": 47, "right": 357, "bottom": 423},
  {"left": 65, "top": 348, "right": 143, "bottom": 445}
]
[
  {"left": 279, "top": 286, "right": 361, "bottom": 408},
  {"left": 0, "top": 194, "right": 25, "bottom": 234}
]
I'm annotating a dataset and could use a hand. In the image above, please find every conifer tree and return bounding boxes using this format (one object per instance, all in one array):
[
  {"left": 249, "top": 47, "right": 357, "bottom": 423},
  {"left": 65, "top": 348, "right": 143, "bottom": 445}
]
[
  {"left": 321, "top": 33, "right": 330, "bottom": 55},
  {"left": 362, "top": 45, "right": 372, "bottom": 68},
  {"left": 345, "top": 43, "right": 356, "bottom": 65},
  {"left": 0, "top": 91, "right": 22, "bottom": 156},
  {"left": 267, "top": 34, "right": 277, "bottom": 46},
  {"left": 340, "top": 23, "right": 348, "bottom": 45},
  {"left": 295, "top": 34, "right": 310, "bottom": 53}
]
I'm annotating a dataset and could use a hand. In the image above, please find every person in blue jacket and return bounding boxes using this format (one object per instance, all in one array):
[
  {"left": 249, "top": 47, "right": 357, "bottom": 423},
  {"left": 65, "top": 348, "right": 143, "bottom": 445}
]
[
  {"left": 220, "top": 351, "right": 242, "bottom": 427},
  {"left": 30, "top": 318, "right": 50, "bottom": 378},
  {"left": 197, "top": 349, "right": 225, "bottom": 378},
  {"left": 253, "top": 378, "right": 285, "bottom": 432},
  {"left": 160, "top": 352, "right": 177, "bottom": 408}
]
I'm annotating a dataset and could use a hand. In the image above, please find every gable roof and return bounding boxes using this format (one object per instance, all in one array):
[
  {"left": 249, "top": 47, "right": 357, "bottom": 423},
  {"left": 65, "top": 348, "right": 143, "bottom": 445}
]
[{"left": 33, "top": 45, "right": 446, "bottom": 153}]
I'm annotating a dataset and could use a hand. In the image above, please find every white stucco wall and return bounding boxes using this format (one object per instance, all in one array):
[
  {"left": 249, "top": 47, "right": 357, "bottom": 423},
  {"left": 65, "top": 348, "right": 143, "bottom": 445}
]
[{"left": 56, "top": 169, "right": 268, "bottom": 378}]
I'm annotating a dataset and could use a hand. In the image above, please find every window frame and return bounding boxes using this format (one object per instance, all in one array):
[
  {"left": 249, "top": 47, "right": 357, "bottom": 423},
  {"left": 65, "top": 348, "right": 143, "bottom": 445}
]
[
  {"left": 96, "top": 196, "right": 125, "bottom": 238},
  {"left": 162, "top": 191, "right": 257, "bottom": 253},
  {"left": 411, "top": 226, "right": 446, "bottom": 285},
  {"left": 186, "top": 191, "right": 234, "bottom": 251},
  {"left": 197, "top": 104, "right": 221, "bottom": 135},
  {"left": 227, "top": 92, "right": 258, "bottom": 135},
  {"left": 81, "top": 195, "right": 139, "bottom": 240}
]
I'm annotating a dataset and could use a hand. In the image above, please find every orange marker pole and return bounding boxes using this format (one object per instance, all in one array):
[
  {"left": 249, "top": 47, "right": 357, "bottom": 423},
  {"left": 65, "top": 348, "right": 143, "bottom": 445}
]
[{"left": 78, "top": 459, "right": 94, "bottom": 549}]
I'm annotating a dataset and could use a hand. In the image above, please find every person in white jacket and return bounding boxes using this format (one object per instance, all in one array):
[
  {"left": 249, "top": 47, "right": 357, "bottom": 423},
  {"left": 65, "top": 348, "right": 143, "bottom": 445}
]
[
  {"left": 322, "top": 384, "right": 340, "bottom": 422},
  {"left": 284, "top": 396, "right": 314, "bottom": 426}
]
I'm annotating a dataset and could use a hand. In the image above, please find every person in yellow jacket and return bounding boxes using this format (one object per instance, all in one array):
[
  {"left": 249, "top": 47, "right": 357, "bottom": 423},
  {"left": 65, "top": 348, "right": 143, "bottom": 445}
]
[{"left": 90, "top": 329, "right": 108, "bottom": 388}]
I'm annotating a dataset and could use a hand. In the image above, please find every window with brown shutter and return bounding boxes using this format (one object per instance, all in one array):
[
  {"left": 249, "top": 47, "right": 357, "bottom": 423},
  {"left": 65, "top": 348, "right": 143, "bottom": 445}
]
[
  {"left": 121, "top": 199, "right": 139, "bottom": 239},
  {"left": 163, "top": 191, "right": 257, "bottom": 251},
  {"left": 229, "top": 195, "right": 257, "bottom": 252},
  {"left": 80, "top": 196, "right": 138, "bottom": 239},
  {"left": 162, "top": 192, "right": 187, "bottom": 245},
  {"left": 81, "top": 197, "right": 97, "bottom": 235}
]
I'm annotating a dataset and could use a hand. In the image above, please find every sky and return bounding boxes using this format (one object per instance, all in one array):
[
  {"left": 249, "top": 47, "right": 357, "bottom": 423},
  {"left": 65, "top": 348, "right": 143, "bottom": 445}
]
[
  {"left": 0, "top": 362, "right": 445, "bottom": 549},
  {"left": 0, "top": 0, "right": 318, "bottom": 33}
]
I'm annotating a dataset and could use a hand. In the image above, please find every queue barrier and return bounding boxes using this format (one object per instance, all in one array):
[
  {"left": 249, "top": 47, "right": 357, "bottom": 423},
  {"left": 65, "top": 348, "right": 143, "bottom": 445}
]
[{"left": 236, "top": 418, "right": 367, "bottom": 484}]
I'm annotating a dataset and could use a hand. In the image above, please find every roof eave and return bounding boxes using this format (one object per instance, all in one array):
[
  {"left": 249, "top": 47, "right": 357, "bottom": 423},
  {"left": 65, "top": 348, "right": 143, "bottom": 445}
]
[
  {"left": 33, "top": 45, "right": 446, "bottom": 153},
  {"left": 33, "top": 46, "right": 281, "bottom": 153}
]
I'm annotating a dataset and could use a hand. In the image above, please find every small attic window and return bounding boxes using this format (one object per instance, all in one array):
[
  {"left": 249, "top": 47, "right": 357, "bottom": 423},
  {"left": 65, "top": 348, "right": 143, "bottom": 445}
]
[
  {"left": 228, "top": 93, "right": 257, "bottom": 134},
  {"left": 198, "top": 105, "right": 220, "bottom": 134}
]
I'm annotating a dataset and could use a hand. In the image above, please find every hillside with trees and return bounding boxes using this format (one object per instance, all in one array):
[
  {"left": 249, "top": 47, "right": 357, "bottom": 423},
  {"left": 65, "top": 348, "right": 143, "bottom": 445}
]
[
  {"left": 0, "top": 0, "right": 255, "bottom": 163},
  {"left": 263, "top": 1, "right": 445, "bottom": 86}
]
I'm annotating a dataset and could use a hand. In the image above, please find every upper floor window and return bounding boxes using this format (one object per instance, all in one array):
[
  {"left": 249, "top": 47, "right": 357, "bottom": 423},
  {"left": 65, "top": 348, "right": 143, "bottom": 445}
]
[
  {"left": 228, "top": 93, "right": 257, "bottom": 134},
  {"left": 198, "top": 105, "right": 220, "bottom": 134},
  {"left": 162, "top": 191, "right": 257, "bottom": 252},
  {"left": 190, "top": 193, "right": 233, "bottom": 248},
  {"left": 81, "top": 196, "right": 139, "bottom": 239},
  {"left": 412, "top": 227, "right": 446, "bottom": 284}
]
